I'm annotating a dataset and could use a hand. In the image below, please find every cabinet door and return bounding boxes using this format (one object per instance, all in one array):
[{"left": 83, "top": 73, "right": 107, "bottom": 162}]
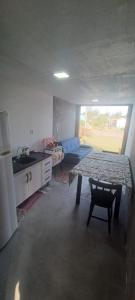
[
  {"left": 14, "top": 170, "right": 29, "bottom": 206},
  {"left": 27, "top": 163, "right": 41, "bottom": 198},
  {"left": 41, "top": 158, "right": 52, "bottom": 186}
]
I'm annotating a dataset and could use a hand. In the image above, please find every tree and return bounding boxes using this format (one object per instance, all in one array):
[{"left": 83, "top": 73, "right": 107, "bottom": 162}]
[
  {"left": 92, "top": 114, "right": 109, "bottom": 129},
  {"left": 87, "top": 110, "right": 99, "bottom": 120}
]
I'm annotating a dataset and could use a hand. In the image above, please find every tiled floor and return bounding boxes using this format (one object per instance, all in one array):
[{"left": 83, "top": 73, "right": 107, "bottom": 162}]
[{"left": 0, "top": 177, "right": 126, "bottom": 300}]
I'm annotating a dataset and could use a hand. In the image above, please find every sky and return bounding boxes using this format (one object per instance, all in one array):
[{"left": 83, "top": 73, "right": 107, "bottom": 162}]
[{"left": 81, "top": 106, "right": 128, "bottom": 116}]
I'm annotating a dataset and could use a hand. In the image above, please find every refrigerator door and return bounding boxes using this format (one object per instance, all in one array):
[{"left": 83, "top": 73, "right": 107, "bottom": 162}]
[
  {"left": 0, "top": 153, "right": 17, "bottom": 249},
  {"left": 0, "top": 111, "right": 11, "bottom": 155}
]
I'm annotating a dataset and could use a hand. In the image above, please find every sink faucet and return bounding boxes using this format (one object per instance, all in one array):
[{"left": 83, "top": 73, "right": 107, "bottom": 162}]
[
  {"left": 17, "top": 147, "right": 23, "bottom": 158},
  {"left": 17, "top": 147, "right": 30, "bottom": 158}
]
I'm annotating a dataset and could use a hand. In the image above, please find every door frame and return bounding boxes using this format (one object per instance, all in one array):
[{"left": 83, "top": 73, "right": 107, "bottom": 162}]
[{"left": 121, "top": 104, "right": 133, "bottom": 154}]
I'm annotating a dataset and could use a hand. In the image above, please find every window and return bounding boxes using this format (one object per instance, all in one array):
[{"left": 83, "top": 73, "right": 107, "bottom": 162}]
[{"left": 79, "top": 106, "right": 129, "bottom": 153}]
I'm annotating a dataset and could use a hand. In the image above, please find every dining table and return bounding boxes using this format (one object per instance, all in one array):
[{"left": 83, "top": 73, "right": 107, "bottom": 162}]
[{"left": 69, "top": 151, "right": 133, "bottom": 219}]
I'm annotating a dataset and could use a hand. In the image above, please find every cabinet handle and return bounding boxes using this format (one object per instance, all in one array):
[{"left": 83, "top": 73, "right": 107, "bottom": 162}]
[
  {"left": 45, "top": 161, "right": 50, "bottom": 166},
  {"left": 26, "top": 173, "right": 29, "bottom": 183},
  {"left": 45, "top": 169, "right": 50, "bottom": 174},
  {"left": 30, "top": 171, "right": 32, "bottom": 181},
  {"left": 28, "top": 172, "right": 31, "bottom": 182},
  {"left": 28, "top": 171, "right": 32, "bottom": 181},
  {"left": 45, "top": 176, "right": 50, "bottom": 181}
]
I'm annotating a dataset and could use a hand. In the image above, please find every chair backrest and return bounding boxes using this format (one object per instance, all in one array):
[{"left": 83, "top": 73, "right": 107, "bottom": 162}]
[{"left": 89, "top": 178, "right": 121, "bottom": 195}]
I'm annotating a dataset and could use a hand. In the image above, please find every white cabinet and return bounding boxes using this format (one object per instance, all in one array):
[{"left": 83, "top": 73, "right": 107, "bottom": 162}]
[
  {"left": 14, "top": 157, "right": 52, "bottom": 207},
  {"left": 27, "top": 163, "right": 41, "bottom": 199},
  {"left": 14, "top": 169, "right": 29, "bottom": 206},
  {"left": 41, "top": 157, "right": 52, "bottom": 186},
  {"left": 44, "top": 146, "right": 64, "bottom": 167}
]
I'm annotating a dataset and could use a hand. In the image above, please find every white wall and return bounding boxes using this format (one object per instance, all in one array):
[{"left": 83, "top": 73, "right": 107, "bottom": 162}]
[
  {"left": 0, "top": 77, "right": 53, "bottom": 154},
  {"left": 125, "top": 104, "right": 135, "bottom": 181}
]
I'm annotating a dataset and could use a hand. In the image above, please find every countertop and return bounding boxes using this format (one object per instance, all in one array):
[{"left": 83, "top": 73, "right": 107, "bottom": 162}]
[{"left": 13, "top": 151, "right": 51, "bottom": 174}]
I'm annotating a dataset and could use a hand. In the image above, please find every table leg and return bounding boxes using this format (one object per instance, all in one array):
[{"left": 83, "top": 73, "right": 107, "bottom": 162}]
[
  {"left": 114, "top": 185, "right": 122, "bottom": 219},
  {"left": 76, "top": 175, "right": 82, "bottom": 205}
]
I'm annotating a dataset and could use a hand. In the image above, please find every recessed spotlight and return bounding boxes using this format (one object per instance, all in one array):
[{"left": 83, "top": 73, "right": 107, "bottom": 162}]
[
  {"left": 53, "top": 72, "right": 70, "bottom": 79},
  {"left": 91, "top": 99, "right": 99, "bottom": 103}
]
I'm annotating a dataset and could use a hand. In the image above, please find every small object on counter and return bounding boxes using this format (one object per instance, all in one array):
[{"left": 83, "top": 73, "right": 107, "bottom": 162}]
[
  {"left": 23, "top": 147, "right": 30, "bottom": 156},
  {"left": 17, "top": 147, "right": 23, "bottom": 158},
  {"left": 41, "top": 137, "right": 58, "bottom": 149},
  {"left": 17, "top": 146, "right": 30, "bottom": 158},
  {"left": 44, "top": 145, "right": 64, "bottom": 167}
]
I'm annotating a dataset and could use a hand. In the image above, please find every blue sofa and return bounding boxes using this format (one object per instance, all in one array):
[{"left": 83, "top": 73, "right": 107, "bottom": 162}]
[{"left": 59, "top": 137, "right": 93, "bottom": 165}]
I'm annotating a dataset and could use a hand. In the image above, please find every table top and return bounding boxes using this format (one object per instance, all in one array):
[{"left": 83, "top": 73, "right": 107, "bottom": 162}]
[{"left": 69, "top": 151, "right": 132, "bottom": 190}]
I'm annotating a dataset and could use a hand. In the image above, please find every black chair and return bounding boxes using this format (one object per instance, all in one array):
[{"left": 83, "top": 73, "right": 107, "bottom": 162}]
[{"left": 87, "top": 178, "right": 121, "bottom": 234}]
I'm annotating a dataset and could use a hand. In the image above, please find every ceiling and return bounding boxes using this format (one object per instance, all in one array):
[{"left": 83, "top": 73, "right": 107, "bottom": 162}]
[{"left": 0, "top": 0, "right": 135, "bottom": 105}]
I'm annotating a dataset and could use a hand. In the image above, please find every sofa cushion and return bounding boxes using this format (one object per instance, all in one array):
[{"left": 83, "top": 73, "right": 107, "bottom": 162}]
[
  {"left": 60, "top": 137, "right": 80, "bottom": 154},
  {"left": 71, "top": 146, "right": 91, "bottom": 159},
  {"left": 59, "top": 137, "right": 93, "bottom": 165},
  {"left": 63, "top": 153, "right": 80, "bottom": 164}
]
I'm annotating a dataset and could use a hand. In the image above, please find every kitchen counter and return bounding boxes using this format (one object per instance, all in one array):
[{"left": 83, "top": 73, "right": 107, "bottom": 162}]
[{"left": 12, "top": 151, "right": 51, "bottom": 174}]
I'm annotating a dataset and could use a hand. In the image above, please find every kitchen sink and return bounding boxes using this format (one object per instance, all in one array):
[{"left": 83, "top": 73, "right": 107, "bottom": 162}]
[{"left": 16, "top": 156, "right": 36, "bottom": 164}]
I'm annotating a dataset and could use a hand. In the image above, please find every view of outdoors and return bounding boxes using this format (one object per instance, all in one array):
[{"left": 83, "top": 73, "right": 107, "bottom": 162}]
[{"left": 79, "top": 106, "right": 128, "bottom": 153}]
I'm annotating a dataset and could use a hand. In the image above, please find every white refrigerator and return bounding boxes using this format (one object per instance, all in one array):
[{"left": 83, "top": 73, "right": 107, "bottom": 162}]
[{"left": 0, "top": 111, "right": 17, "bottom": 249}]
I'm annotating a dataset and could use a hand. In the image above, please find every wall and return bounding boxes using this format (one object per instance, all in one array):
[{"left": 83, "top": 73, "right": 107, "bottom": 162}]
[
  {"left": 125, "top": 105, "right": 135, "bottom": 298},
  {"left": 125, "top": 104, "right": 135, "bottom": 181},
  {"left": 53, "top": 96, "right": 77, "bottom": 141},
  {"left": 126, "top": 194, "right": 135, "bottom": 300},
  {"left": 0, "top": 77, "right": 53, "bottom": 154}
]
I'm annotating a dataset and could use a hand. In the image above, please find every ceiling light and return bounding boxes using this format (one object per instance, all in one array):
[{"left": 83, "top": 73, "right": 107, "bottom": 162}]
[
  {"left": 53, "top": 72, "right": 70, "bottom": 79},
  {"left": 91, "top": 99, "right": 99, "bottom": 103}
]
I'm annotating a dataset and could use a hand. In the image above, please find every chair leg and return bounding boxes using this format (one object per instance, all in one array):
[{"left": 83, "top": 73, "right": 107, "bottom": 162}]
[
  {"left": 87, "top": 202, "right": 94, "bottom": 227},
  {"left": 110, "top": 206, "right": 113, "bottom": 219},
  {"left": 107, "top": 208, "right": 112, "bottom": 234}
]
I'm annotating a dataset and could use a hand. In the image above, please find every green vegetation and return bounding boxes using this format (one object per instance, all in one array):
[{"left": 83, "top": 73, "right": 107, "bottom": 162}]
[
  {"left": 80, "top": 132, "right": 123, "bottom": 153},
  {"left": 91, "top": 114, "right": 109, "bottom": 129},
  {"left": 81, "top": 109, "right": 124, "bottom": 129},
  {"left": 80, "top": 107, "right": 126, "bottom": 153}
]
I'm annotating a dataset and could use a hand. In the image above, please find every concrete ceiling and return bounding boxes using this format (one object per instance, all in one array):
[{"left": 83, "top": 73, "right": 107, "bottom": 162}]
[{"left": 0, "top": 0, "right": 135, "bottom": 104}]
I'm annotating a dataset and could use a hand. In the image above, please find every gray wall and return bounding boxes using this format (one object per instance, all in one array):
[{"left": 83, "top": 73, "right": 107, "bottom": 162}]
[
  {"left": 125, "top": 105, "right": 135, "bottom": 298},
  {"left": 126, "top": 195, "right": 135, "bottom": 300},
  {"left": 53, "top": 97, "right": 77, "bottom": 141},
  {"left": 125, "top": 105, "right": 135, "bottom": 181},
  {"left": 0, "top": 77, "right": 53, "bottom": 154}
]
